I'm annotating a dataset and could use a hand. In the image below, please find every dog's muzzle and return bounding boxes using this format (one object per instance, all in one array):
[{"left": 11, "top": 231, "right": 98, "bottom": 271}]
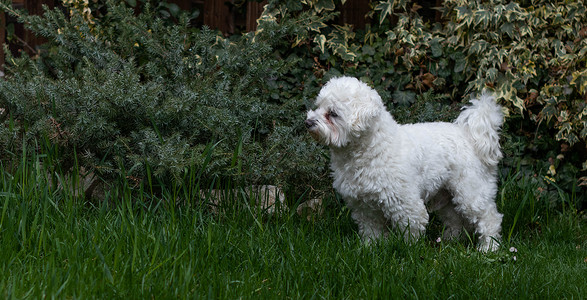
[{"left": 305, "top": 118, "right": 322, "bottom": 142}]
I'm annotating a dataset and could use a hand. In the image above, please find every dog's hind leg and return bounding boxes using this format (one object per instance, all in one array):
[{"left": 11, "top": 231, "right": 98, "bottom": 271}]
[
  {"left": 436, "top": 201, "right": 466, "bottom": 240},
  {"left": 472, "top": 201, "right": 503, "bottom": 252},
  {"left": 450, "top": 177, "right": 502, "bottom": 252},
  {"left": 429, "top": 190, "right": 466, "bottom": 240}
]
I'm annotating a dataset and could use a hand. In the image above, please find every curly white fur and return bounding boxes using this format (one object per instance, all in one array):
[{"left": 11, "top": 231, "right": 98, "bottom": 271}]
[{"left": 305, "top": 77, "right": 504, "bottom": 252}]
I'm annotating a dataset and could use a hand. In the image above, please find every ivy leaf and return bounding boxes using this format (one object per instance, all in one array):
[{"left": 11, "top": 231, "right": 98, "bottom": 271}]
[
  {"left": 469, "top": 39, "right": 488, "bottom": 54},
  {"left": 308, "top": 14, "right": 327, "bottom": 32},
  {"left": 570, "top": 69, "right": 587, "bottom": 94},
  {"left": 556, "top": 123, "right": 578, "bottom": 145},
  {"left": 385, "top": 30, "right": 397, "bottom": 41},
  {"left": 540, "top": 102, "right": 558, "bottom": 123},
  {"left": 163, "top": 3, "right": 181, "bottom": 17},
  {"left": 430, "top": 38, "right": 443, "bottom": 57},
  {"left": 512, "top": 96, "right": 525, "bottom": 114},
  {"left": 314, "top": 0, "right": 336, "bottom": 12},
  {"left": 454, "top": 57, "right": 467, "bottom": 73},
  {"left": 374, "top": 0, "right": 394, "bottom": 25},
  {"left": 332, "top": 44, "right": 356, "bottom": 61},
  {"left": 486, "top": 67, "right": 498, "bottom": 82},
  {"left": 362, "top": 44, "right": 375, "bottom": 56},
  {"left": 552, "top": 39, "right": 566, "bottom": 57},
  {"left": 474, "top": 9, "right": 491, "bottom": 27},
  {"left": 392, "top": 90, "right": 416, "bottom": 106},
  {"left": 520, "top": 24, "right": 533, "bottom": 37},
  {"left": 500, "top": 22, "right": 515, "bottom": 39},
  {"left": 455, "top": 6, "right": 473, "bottom": 22},
  {"left": 314, "top": 34, "right": 327, "bottom": 53}
]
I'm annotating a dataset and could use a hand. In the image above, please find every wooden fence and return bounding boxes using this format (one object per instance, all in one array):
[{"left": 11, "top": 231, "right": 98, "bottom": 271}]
[{"left": 0, "top": 1, "right": 385, "bottom": 71}]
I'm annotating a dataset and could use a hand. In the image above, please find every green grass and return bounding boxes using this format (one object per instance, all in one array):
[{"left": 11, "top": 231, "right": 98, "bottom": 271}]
[{"left": 0, "top": 154, "right": 585, "bottom": 299}]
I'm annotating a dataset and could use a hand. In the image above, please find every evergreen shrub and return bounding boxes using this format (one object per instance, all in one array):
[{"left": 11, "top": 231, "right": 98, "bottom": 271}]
[{"left": 0, "top": 1, "right": 328, "bottom": 199}]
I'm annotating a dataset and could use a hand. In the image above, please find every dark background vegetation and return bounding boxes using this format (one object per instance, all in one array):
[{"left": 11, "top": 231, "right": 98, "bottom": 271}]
[{"left": 0, "top": 0, "right": 585, "bottom": 211}]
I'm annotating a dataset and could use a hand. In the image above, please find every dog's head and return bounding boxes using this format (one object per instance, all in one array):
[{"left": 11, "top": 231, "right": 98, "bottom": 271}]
[{"left": 305, "top": 77, "right": 384, "bottom": 147}]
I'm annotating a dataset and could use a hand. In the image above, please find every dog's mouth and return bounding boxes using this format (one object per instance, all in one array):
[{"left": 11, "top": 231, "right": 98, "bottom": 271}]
[
  {"left": 308, "top": 130, "right": 321, "bottom": 142},
  {"left": 305, "top": 119, "right": 323, "bottom": 142}
]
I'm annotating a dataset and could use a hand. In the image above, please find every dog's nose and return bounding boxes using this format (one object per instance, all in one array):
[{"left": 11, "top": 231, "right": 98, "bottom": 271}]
[{"left": 305, "top": 119, "right": 316, "bottom": 129}]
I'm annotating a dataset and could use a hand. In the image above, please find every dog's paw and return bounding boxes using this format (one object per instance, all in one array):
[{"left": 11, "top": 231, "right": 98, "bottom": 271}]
[{"left": 477, "top": 236, "right": 501, "bottom": 252}]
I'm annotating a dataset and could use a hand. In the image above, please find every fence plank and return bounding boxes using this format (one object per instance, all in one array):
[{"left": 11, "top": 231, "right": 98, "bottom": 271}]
[
  {"left": 204, "top": 0, "right": 233, "bottom": 34},
  {"left": 340, "top": 0, "right": 372, "bottom": 29},
  {"left": 246, "top": 1, "right": 266, "bottom": 32},
  {"left": 1, "top": 10, "right": 4, "bottom": 71},
  {"left": 23, "top": 0, "right": 54, "bottom": 56}
]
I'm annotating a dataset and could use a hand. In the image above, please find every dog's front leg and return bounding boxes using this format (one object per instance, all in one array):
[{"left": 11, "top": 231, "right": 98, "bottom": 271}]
[
  {"left": 383, "top": 198, "right": 429, "bottom": 243},
  {"left": 350, "top": 208, "right": 388, "bottom": 244}
]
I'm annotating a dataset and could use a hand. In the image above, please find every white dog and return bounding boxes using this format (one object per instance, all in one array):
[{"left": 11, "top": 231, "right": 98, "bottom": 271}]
[{"left": 305, "top": 77, "right": 504, "bottom": 252}]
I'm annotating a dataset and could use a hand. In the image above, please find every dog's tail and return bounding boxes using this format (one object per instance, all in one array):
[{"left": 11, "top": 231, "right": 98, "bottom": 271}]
[{"left": 455, "top": 92, "right": 503, "bottom": 166}]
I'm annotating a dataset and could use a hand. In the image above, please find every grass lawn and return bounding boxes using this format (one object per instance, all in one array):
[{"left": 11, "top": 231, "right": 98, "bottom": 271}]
[{"left": 0, "top": 157, "right": 585, "bottom": 299}]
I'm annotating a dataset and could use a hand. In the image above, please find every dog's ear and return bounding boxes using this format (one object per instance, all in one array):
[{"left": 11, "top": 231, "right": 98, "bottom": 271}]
[{"left": 349, "top": 89, "right": 383, "bottom": 134}]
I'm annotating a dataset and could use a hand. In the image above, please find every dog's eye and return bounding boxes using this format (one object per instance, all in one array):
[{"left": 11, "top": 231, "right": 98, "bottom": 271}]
[{"left": 329, "top": 110, "right": 338, "bottom": 118}]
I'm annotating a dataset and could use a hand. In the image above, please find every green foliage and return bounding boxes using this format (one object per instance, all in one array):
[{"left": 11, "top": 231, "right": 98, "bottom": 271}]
[
  {"left": 0, "top": 0, "right": 585, "bottom": 203},
  {"left": 441, "top": 0, "right": 586, "bottom": 146},
  {"left": 255, "top": 0, "right": 585, "bottom": 201},
  {"left": 0, "top": 1, "right": 326, "bottom": 197},
  {"left": 256, "top": 0, "right": 359, "bottom": 62}
]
